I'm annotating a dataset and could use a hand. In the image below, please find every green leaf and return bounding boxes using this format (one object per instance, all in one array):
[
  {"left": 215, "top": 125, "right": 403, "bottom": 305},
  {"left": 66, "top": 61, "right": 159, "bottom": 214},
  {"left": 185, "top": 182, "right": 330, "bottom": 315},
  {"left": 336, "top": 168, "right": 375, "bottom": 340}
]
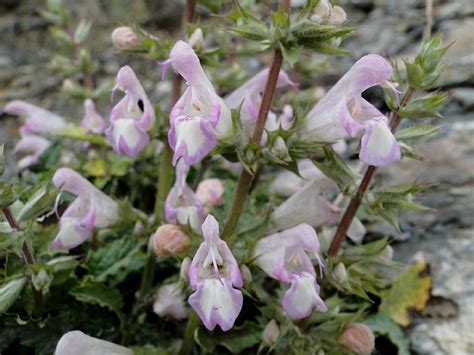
[
  {"left": 380, "top": 261, "right": 431, "bottom": 326},
  {"left": 313, "top": 146, "right": 355, "bottom": 191},
  {"left": 38, "top": 141, "right": 62, "bottom": 169},
  {"left": 404, "top": 61, "right": 424, "bottom": 89},
  {"left": 399, "top": 94, "right": 447, "bottom": 119},
  {"left": 17, "top": 185, "right": 57, "bottom": 222},
  {"left": 0, "top": 277, "right": 27, "bottom": 314},
  {"left": 298, "top": 40, "right": 351, "bottom": 56},
  {"left": 364, "top": 314, "right": 410, "bottom": 355},
  {"left": 280, "top": 43, "right": 303, "bottom": 67},
  {"left": 228, "top": 23, "right": 270, "bottom": 41},
  {"left": 56, "top": 126, "right": 110, "bottom": 146},
  {"left": 73, "top": 20, "right": 91, "bottom": 44},
  {"left": 292, "top": 23, "right": 352, "bottom": 40},
  {"left": 70, "top": 279, "right": 124, "bottom": 313},
  {"left": 395, "top": 124, "right": 441, "bottom": 146},
  {"left": 0, "top": 182, "right": 17, "bottom": 207}
]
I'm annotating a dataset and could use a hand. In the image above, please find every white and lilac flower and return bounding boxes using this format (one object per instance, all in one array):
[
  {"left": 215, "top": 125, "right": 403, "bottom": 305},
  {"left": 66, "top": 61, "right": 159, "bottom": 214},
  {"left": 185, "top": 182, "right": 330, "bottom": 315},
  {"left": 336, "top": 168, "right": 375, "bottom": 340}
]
[
  {"left": 153, "top": 283, "right": 189, "bottom": 320},
  {"left": 81, "top": 99, "right": 105, "bottom": 134},
  {"left": 225, "top": 69, "right": 295, "bottom": 140},
  {"left": 168, "top": 41, "right": 232, "bottom": 166},
  {"left": 253, "top": 224, "right": 327, "bottom": 319},
  {"left": 164, "top": 160, "right": 205, "bottom": 230},
  {"left": 188, "top": 214, "right": 243, "bottom": 331},
  {"left": 13, "top": 134, "right": 51, "bottom": 170},
  {"left": 3, "top": 100, "right": 67, "bottom": 135},
  {"left": 299, "top": 54, "right": 401, "bottom": 167},
  {"left": 106, "top": 65, "right": 155, "bottom": 157},
  {"left": 50, "top": 167, "right": 119, "bottom": 250},
  {"left": 55, "top": 330, "right": 132, "bottom": 355}
]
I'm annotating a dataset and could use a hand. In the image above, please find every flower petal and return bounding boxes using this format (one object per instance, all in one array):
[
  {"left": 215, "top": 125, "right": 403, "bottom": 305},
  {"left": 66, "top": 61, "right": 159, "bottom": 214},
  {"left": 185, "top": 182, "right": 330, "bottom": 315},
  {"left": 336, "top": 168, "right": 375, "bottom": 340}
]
[
  {"left": 106, "top": 118, "right": 150, "bottom": 157},
  {"left": 359, "top": 119, "right": 401, "bottom": 167},
  {"left": 169, "top": 114, "right": 217, "bottom": 166},
  {"left": 282, "top": 272, "right": 327, "bottom": 319},
  {"left": 188, "top": 279, "right": 243, "bottom": 331}
]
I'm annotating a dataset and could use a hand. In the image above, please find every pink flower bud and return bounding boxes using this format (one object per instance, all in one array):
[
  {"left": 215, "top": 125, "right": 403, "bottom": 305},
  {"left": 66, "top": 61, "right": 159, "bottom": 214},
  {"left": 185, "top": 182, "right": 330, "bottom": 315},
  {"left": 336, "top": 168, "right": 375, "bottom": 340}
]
[
  {"left": 262, "top": 319, "right": 280, "bottom": 344},
  {"left": 111, "top": 26, "right": 140, "bottom": 49},
  {"left": 338, "top": 323, "right": 375, "bottom": 355},
  {"left": 196, "top": 178, "right": 224, "bottom": 210},
  {"left": 153, "top": 224, "right": 190, "bottom": 257}
]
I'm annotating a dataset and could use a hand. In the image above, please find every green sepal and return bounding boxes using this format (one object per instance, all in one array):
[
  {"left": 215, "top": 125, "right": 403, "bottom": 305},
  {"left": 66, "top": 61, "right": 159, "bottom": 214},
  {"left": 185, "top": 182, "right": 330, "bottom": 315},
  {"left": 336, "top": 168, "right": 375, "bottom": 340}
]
[{"left": 399, "top": 93, "right": 447, "bottom": 119}]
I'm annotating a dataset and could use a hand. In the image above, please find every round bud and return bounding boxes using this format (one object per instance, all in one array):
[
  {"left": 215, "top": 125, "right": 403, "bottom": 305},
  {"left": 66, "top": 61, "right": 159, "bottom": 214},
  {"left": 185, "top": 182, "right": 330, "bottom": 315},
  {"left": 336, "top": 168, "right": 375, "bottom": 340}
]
[
  {"left": 330, "top": 5, "right": 347, "bottom": 25},
  {"left": 188, "top": 28, "right": 204, "bottom": 52},
  {"left": 153, "top": 224, "right": 190, "bottom": 257},
  {"left": 196, "top": 178, "right": 224, "bottom": 209},
  {"left": 311, "top": 0, "right": 332, "bottom": 24},
  {"left": 338, "top": 323, "right": 375, "bottom": 355},
  {"left": 240, "top": 265, "right": 252, "bottom": 285},
  {"left": 262, "top": 319, "right": 280, "bottom": 344},
  {"left": 332, "top": 263, "right": 349, "bottom": 284},
  {"left": 111, "top": 26, "right": 140, "bottom": 49}
]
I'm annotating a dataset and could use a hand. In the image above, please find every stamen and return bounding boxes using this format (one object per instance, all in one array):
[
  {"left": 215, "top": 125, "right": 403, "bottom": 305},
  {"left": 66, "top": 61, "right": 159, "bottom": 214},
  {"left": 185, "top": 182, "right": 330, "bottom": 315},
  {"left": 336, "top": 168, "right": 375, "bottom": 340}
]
[
  {"left": 315, "top": 252, "right": 325, "bottom": 278},
  {"left": 209, "top": 246, "right": 224, "bottom": 285}
]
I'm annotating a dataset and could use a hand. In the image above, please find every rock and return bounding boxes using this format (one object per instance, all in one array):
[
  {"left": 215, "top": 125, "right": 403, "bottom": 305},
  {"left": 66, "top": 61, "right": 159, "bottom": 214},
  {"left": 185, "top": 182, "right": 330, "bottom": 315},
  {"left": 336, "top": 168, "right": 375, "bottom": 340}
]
[{"left": 450, "top": 88, "right": 474, "bottom": 110}]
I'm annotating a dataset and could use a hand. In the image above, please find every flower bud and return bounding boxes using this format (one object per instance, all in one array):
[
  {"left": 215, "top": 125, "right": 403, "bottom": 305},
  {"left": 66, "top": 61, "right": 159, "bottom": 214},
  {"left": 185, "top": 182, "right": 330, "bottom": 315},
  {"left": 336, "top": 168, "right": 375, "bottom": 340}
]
[
  {"left": 196, "top": 178, "right": 224, "bottom": 209},
  {"left": 332, "top": 263, "right": 348, "bottom": 284},
  {"left": 338, "top": 323, "right": 375, "bottom": 355},
  {"left": 111, "top": 26, "right": 140, "bottom": 49},
  {"left": 311, "top": 0, "right": 332, "bottom": 24},
  {"left": 32, "top": 269, "right": 51, "bottom": 294},
  {"left": 188, "top": 28, "right": 204, "bottom": 52},
  {"left": 330, "top": 5, "right": 347, "bottom": 25},
  {"left": 378, "top": 245, "right": 394, "bottom": 263},
  {"left": 153, "top": 224, "right": 190, "bottom": 257},
  {"left": 180, "top": 257, "right": 192, "bottom": 282},
  {"left": 262, "top": 319, "right": 280, "bottom": 344},
  {"left": 240, "top": 264, "right": 252, "bottom": 285}
]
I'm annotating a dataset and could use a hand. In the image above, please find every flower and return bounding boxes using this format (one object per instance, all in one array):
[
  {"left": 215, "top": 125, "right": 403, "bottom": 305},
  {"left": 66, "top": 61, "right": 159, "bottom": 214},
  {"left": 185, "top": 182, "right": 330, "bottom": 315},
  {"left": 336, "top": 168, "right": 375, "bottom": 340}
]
[
  {"left": 106, "top": 65, "right": 155, "bottom": 157},
  {"left": 168, "top": 41, "right": 232, "bottom": 165},
  {"left": 188, "top": 214, "right": 243, "bottom": 331},
  {"left": 153, "top": 283, "right": 189, "bottom": 320},
  {"left": 13, "top": 134, "right": 50, "bottom": 170},
  {"left": 153, "top": 224, "right": 190, "bottom": 257},
  {"left": 299, "top": 54, "right": 401, "bottom": 167},
  {"left": 270, "top": 173, "right": 338, "bottom": 231},
  {"left": 225, "top": 69, "right": 294, "bottom": 139},
  {"left": 253, "top": 224, "right": 327, "bottom": 319},
  {"left": 111, "top": 26, "right": 140, "bottom": 49},
  {"left": 81, "top": 99, "right": 105, "bottom": 134},
  {"left": 196, "top": 178, "right": 224, "bottom": 211},
  {"left": 164, "top": 160, "right": 205, "bottom": 230},
  {"left": 55, "top": 330, "right": 132, "bottom": 355},
  {"left": 3, "top": 100, "right": 67, "bottom": 135},
  {"left": 50, "top": 167, "right": 119, "bottom": 249}
]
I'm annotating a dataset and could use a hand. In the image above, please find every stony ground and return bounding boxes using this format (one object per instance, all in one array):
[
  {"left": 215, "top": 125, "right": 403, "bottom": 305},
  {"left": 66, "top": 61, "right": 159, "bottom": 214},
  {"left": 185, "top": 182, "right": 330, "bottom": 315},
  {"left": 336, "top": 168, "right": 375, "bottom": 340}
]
[{"left": 0, "top": 0, "right": 473, "bottom": 354}]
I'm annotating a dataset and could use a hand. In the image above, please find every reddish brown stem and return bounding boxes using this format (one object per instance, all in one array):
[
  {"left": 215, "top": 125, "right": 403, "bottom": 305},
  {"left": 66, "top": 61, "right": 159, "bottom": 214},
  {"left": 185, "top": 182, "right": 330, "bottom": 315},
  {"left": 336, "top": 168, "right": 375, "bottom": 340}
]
[
  {"left": 183, "top": 0, "right": 196, "bottom": 23},
  {"left": 221, "top": 1, "right": 291, "bottom": 239},
  {"left": 2, "top": 207, "right": 34, "bottom": 264},
  {"left": 328, "top": 88, "right": 415, "bottom": 256}
]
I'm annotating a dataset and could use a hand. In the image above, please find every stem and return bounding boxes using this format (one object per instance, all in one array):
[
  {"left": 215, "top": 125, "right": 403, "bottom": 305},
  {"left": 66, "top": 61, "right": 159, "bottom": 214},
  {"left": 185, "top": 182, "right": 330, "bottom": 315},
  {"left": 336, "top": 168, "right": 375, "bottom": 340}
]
[
  {"left": 2, "top": 207, "right": 43, "bottom": 311},
  {"left": 328, "top": 88, "right": 415, "bottom": 256},
  {"left": 178, "top": 311, "right": 200, "bottom": 355},
  {"left": 221, "top": 0, "right": 290, "bottom": 238}
]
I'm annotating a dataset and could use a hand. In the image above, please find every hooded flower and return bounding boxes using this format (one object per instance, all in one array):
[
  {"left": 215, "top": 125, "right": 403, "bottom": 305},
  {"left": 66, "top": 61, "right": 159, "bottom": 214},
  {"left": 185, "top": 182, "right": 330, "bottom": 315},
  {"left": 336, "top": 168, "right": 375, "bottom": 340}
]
[
  {"left": 225, "top": 69, "right": 295, "bottom": 140},
  {"left": 253, "top": 224, "right": 327, "bottom": 319},
  {"left": 299, "top": 54, "right": 400, "bottom": 167},
  {"left": 51, "top": 167, "right": 119, "bottom": 249},
  {"left": 13, "top": 134, "right": 50, "bottom": 170},
  {"left": 188, "top": 214, "right": 243, "bottom": 331},
  {"left": 164, "top": 160, "right": 205, "bottom": 230},
  {"left": 81, "top": 99, "right": 105, "bottom": 134},
  {"left": 55, "top": 331, "right": 132, "bottom": 355},
  {"left": 3, "top": 100, "right": 67, "bottom": 135},
  {"left": 153, "top": 283, "right": 189, "bottom": 320},
  {"left": 168, "top": 41, "right": 232, "bottom": 166},
  {"left": 106, "top": 65, "right": 155, "bottom": 157}
]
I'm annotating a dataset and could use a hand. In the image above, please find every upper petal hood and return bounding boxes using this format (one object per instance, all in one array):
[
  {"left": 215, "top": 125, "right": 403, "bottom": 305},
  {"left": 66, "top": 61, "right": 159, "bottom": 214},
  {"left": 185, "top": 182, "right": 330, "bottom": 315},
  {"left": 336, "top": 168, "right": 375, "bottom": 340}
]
[
  {"left": 55, "top": 330, "right": 132, "bottom": 355},
  {"left": 4, "top": 100, "right": 67, "bottom": 134}
]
